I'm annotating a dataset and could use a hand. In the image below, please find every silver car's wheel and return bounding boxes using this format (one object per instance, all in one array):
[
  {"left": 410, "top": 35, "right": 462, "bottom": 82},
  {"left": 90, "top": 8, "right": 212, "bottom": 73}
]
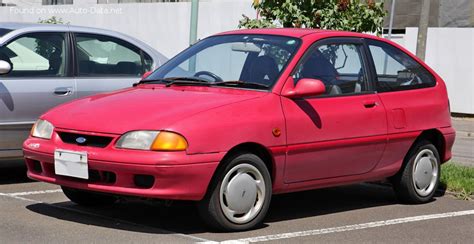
[
  {"left": 219, "top": 163, "right": 266, "bottom": 224},
  {"left": 412, "top": 149, "right": 439, "bottom": 197}
]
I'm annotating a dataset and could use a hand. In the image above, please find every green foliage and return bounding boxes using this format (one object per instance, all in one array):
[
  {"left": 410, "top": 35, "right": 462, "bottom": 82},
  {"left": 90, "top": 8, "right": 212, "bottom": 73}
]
[
  {"left": 239, "top": 0, "right": 386, "bottom": 35},
  {"left": 38, "top": 16, "right": 66, "bottom": 25},
  {"left": 440, "top": 163, "right": 474, "bottom": 200}
]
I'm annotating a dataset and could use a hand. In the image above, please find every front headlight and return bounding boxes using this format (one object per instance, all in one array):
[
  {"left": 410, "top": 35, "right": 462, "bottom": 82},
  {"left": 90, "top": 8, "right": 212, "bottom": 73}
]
[
  {"left": 116, "top": 131, "right": 188, "bottom": 151},
  {"left": 31, "top": 119, "right": 54, "bottom": 139}
]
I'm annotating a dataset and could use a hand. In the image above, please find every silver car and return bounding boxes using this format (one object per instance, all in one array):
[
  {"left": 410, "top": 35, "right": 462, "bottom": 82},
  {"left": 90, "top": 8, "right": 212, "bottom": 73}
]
[{"left": 0, "top": 22, "right": 167, "bottom": 163}]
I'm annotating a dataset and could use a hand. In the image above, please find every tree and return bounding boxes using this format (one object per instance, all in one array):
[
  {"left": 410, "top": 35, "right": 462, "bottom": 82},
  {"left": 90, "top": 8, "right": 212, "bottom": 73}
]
[
  {"left": 239, "top": 0, "right": 386, "bottom": 35},
  {"left": 38, "top": 16, "right": 66, "bottom": 25}
]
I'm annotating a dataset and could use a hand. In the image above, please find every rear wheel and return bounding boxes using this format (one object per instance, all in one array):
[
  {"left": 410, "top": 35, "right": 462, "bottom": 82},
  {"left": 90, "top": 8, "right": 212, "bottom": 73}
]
[
  {"left": 391, "top": 141, "right": 440, "bottom": 203},
  {"left": 198, "top": 153, "right": 272, "bottom": 231},
  {"left": 62, "top": 186, "right": 117, "bottom": 206}
]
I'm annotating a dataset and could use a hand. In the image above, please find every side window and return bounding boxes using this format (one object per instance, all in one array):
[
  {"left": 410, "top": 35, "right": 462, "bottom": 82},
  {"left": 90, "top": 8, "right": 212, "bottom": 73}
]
[
  {"left": 367, "top": 40, "right": 435, "bottom": 92},
  {"left": 0, "top": 32, "right": 67, "bottom": 77},
  {"left": 75, "top": 33, "right": 150, "bottom": 77},
  {"left": 294, "top": 43, "right": 369, "bottom": 95}
]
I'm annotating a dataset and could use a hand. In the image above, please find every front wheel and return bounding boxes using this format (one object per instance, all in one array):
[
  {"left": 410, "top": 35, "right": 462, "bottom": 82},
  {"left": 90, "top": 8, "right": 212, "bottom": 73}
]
[
  {"left": 391, "top": 141, "right": 440, "bottom": 204},
  {"left": 198, "top": 153, "right": 272, "bottom": 231},
  {"left": 62, "top": 186, "right": 117, "bottom": 206}
]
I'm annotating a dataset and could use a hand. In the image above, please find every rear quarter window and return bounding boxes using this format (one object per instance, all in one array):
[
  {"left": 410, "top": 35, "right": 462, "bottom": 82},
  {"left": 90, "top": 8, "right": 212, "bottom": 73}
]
[{"left": 367, "top": 39, "right": 435, "bottom": 92}]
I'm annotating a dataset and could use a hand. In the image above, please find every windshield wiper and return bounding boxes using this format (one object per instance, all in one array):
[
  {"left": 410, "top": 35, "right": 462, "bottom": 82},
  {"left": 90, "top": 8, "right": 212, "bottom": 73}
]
[
  {"left": 135, "top": 76, "right": 211, "bottom": 87},
  {"left": 164, "top": 77, "right": 212, "bottom": 87},
  {"left": 213, "top": 80, "right": 270, "bottom": 89}
]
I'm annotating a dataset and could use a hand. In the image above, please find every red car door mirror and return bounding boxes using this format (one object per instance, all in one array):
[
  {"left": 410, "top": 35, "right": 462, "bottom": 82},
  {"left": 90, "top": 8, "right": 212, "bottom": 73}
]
[
  {"left": 141, "top": 70, "right": 153, "bottom": 80},
  {"left": 282, "top": 78, "right": 326, "bottom": 98}
]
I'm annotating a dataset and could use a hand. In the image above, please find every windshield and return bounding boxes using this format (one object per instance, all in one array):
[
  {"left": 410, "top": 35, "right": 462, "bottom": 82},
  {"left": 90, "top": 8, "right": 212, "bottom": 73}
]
[
  {"left": 0, "top": 28, "right": 13, "bottom": 38},
  {"left": 145, "top": 34, "right": 301, "bottom": 90}
]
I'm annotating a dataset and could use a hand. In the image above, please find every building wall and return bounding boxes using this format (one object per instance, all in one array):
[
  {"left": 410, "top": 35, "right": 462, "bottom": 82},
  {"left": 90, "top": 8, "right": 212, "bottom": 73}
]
[
  {"left": 0, "top": 1, "right": 256, "bottom": 57},
  {"left": 394, "top": 28, "right": 474, "bottom": 114},
  {"left": 384, "top": 0, "right": 473, "bottom": 28},
  {"left": 383, "top": 0, "right": 439, "bottom": 29}
]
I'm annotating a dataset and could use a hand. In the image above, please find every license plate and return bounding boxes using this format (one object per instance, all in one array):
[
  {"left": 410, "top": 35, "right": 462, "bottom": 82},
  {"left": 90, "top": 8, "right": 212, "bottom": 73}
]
[{"left": 54, "top": 149, "right": 88, "bottom": 179}]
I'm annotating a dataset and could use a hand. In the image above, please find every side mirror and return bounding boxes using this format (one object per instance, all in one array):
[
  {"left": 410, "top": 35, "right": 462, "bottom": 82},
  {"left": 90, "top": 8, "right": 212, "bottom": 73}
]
[
  {"left": 0, "top": 60, "right": 12, "bottom": 75},
  {"left": 282, "top": 78, "right": 326, "bottom": 98}
]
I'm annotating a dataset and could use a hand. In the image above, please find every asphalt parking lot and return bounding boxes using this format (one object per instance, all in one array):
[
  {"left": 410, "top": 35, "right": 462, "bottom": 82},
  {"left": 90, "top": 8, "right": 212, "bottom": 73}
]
[{"left": 0, "top": 166, "right": 473, "bottom": 243}]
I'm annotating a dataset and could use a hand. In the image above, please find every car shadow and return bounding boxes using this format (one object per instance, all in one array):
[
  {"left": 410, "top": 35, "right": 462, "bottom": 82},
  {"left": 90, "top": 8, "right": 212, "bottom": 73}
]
[
  {"left": 294, "top": 99, "right": 322, "bottom": 129},
  {"left": 24, "top": 183, "right": 426, "bottom": 235},
  {"left": 0, "top": 163, "right": 33, "bottom": 184}
]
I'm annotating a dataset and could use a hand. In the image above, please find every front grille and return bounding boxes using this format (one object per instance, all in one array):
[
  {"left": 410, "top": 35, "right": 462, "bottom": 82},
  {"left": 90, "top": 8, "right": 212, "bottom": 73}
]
[{"left": 57, "top": 132, "right": 113, "bottom": 148}]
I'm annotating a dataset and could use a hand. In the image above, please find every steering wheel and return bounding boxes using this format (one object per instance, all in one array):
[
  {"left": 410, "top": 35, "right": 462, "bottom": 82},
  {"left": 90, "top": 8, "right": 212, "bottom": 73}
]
[{"left": 194, "top": 71, "right": 223, "bottom": 82}]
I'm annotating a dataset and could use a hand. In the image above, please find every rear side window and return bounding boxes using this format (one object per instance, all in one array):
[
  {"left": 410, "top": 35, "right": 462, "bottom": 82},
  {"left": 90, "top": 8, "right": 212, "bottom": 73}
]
[
  {"left": 75, "top": 33, "right": 151, "bottom": 77},
  {"left": 367, "top": 40, "right": 435, "bottom": 92},
  {"left": 0, "top": 32, "right": 67, "bottom": 77}
]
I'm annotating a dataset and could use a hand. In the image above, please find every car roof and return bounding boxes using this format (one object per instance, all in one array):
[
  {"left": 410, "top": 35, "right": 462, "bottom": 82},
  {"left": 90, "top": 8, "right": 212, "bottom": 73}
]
[
  {"left": 214, "top": 28, "right": 375, "bottom": 39},
  {"left": 215, "top": 28, "right": 342, "bottom": 38}
]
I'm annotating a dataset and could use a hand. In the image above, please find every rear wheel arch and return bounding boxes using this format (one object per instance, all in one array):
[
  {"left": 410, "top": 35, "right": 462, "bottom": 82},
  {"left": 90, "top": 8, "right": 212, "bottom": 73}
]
[
  {"left": 413, "top": 129, "right": 446, "bottom": 163},
  {"left": 393, "top": 129, "right": 445, "bottom": 178}
]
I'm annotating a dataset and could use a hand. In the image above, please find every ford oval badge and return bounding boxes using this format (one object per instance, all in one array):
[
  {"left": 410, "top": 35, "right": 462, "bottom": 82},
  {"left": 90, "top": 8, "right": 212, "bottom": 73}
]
[{"left": 76, "top": 137, "right": 87, "bottom": 144}]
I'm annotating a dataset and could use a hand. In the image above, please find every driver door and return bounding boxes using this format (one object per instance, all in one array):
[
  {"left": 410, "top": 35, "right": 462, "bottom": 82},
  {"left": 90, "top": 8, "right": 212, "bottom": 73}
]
[{"left": 282, "top": 38, "right": 388, "bottom": 183}]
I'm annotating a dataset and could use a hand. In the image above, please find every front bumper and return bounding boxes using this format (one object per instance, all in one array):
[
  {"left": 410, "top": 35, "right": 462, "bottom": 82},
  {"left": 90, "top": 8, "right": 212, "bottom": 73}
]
[{"left": 23, "top": 135, "right": 223, "bottom": 201}]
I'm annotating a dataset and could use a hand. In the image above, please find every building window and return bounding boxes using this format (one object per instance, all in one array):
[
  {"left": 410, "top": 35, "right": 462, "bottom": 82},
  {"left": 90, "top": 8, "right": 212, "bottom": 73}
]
[{"left": 43, "top": 0, "right": 74, "bottom": 5}]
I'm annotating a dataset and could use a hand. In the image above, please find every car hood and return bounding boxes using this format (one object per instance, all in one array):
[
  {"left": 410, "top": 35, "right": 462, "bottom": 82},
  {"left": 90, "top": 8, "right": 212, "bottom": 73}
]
[{"left": 43, "top": 85, "right": 267, "bottom": 134}]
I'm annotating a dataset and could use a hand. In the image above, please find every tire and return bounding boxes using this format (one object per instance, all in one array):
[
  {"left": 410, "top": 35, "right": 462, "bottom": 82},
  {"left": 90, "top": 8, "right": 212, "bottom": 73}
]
[
  {"left": 62, "top": 186, "right": 117, "bottom": 206},
  {"left": 198, "top": 153, "right": 272, "bottom": 231},
  {"left": 391, "top": 140, "right": 441, "bottom": 204}
]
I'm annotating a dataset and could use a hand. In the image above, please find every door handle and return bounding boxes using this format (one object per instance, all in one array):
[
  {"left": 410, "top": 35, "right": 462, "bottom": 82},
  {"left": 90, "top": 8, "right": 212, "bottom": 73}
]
[
  {"left": 54, "top": 87, "right": 73, "bottom": 96},
  {"left": 363, "top": 100, "right": 378, "bottom": 108}
]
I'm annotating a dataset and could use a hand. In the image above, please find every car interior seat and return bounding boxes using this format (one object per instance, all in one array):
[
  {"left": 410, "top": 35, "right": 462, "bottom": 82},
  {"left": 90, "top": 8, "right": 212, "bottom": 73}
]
[
  {"left": 301, "top": 52, "right": 342, "bottom": 95},
  {"left": 79, "top": 60, "right": 96, "bottom": 75},
  {"left": 115, "top": 61, "right": 139, "bottom": 75},
  {"left": 48, "top": 49, "right": 63, "bottom": 75},
  {"left": 247, "top": 55, "right": 279, "bottom": 86}
]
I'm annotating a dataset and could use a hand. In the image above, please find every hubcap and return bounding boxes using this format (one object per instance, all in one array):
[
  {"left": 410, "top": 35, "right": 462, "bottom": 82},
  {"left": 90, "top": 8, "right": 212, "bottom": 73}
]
[
  {"left": 219, "top": 163, "right": 266, "bottom": 224},
  {"left": 412, "top": 149, "right": 438, "bottom": 197}
]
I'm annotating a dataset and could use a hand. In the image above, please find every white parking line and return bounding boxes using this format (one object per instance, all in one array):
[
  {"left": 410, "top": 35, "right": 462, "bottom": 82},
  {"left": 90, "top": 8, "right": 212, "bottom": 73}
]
[
  {"left": 0, "top": 189, "right": 213, "bottom": 243},
  {"left": 0, "top": 192, "right": 41, "bottom": 203},
  {"left": 207, "top": 210, "right": 474, "bottom": 243},
  {"left": 7, "top": 189, "right": 63, "bottom": 196}
]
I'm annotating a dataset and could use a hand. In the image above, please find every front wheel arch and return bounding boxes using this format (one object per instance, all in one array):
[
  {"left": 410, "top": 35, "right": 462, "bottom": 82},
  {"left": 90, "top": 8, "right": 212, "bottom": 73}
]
[{"left": 219, "top": 142, "right": 275, "bottom": 183}]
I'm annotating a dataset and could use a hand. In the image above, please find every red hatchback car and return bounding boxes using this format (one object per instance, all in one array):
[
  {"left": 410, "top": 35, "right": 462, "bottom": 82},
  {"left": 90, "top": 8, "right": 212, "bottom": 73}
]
[{"left": 24, "top": 29, "right": 455, "bottom": 231}]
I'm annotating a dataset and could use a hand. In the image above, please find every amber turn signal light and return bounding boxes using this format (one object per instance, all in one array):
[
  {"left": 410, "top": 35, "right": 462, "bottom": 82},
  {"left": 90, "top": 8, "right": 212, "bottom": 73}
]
[{"left": 150, "top": 131, "right": 188, "bottom": 151}]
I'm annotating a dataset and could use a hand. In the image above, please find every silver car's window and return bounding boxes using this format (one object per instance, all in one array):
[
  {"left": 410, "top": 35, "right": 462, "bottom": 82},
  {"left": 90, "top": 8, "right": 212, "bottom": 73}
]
[
  {"left": 0, "top": 32, "right": 67, "bottom": 77},
  {"left": 75, "top": 33, "right": 150, "bottom": 77},
  {"left": 0, "top": 28, "right": 13, "bottom": 37}
]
